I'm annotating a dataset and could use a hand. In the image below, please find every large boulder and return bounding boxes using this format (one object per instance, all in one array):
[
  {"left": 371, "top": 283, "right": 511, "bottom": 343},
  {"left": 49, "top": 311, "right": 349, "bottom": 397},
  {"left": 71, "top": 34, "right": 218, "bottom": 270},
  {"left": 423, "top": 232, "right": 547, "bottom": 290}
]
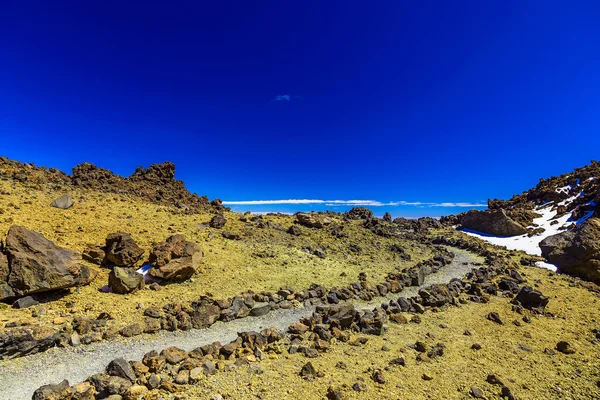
[
  {"left": 102, "top": 233, "right": 144, "bottom": 267},
  {"left": 461, "top": 209, "right": 528, "bottom": 237},
  {"left": 296, "top": 213, "right": 332, "bottom": 228},
  {"left": 109, "top": 267, "right": 144, "bottom": 294},
  {"left": 1, "top": 226, "right": 98, "bottom": 300},
  {"left": 539, "top": 218, "right": 600, "bottom": 283},
  {"left": 148, "top": 234, "right": 202, "bottom": 281}
]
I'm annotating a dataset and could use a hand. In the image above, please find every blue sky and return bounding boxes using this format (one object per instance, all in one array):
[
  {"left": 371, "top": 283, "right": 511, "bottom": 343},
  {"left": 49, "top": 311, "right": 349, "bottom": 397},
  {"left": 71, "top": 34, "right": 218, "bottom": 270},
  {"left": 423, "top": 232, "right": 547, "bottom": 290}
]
[{"left": 1, "top": 1, "right": 599, "bottom": 217}]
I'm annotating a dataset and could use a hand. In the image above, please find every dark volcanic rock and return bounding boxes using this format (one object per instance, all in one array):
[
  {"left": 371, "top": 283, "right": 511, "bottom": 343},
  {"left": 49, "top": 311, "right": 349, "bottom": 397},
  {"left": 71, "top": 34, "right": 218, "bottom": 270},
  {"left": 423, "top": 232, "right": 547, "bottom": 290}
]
[
  {"left": 106, "top": 357, "right": 136, "bottom": 381},
  {"left": 72, "top": 161, "right": 216, "bottom": 213},
  {"left": 513, "top": 286, "right": 549, "bottom": 312},
  {"left": 345, "top": 207, "right": 373, "bottom": 220},
  {"left": 50, "top": 194, "right": 74, "bottom": 210},
  {"left": 109, "top": 267, "right": 144, "bottom": 294},
  {"left": 148, "top": 234, "right": 202, "bottom": 281},
  {"left": 102, "top": 232, "right": 144, "bottom": 267},
  {"left": 461, "top": 209, "right": 528, "bottom": 237},
  {"left": 539, "top": 217, "right": 600, "bottom": 283},
  {"left": 1, "top": 225, "right": 98, "bottom": 300},
  {"left": 209, "top": 214, "right": 226, "bottom": 229},
  {"left": 12, "top": 295, "right": 39, "bottom": 309},
  {"left": 221, "top": 231, "right": 241, "bottom": 240},
  {"left": 82, "top": 245, "right": 105, "bottom": 265},
  {"left": 287, "top": 225, "right": 301, "bottom": 236}
]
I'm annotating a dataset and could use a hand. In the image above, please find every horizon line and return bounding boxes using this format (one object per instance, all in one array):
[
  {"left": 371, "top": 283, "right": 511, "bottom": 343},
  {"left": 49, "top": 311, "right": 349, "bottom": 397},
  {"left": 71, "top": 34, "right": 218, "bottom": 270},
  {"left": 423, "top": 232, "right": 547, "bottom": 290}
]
[{"left": 222, "top": 199, "right": 487, "bottom": 208}]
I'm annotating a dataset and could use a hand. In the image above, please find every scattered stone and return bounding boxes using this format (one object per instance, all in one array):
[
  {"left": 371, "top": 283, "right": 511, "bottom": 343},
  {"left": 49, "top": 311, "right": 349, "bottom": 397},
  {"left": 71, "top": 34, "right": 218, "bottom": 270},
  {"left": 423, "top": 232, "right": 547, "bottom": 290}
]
[
  {"left": 326, "top": 386, "right": 344, "bottom": 400},
  {"left": 221, "top": 231, "right": 241, "bottom": 240},
  {"left": 487, "top": 374, "right": 503, "bottom": 385},
  {"left": 109, "top": 267, "right": 144, "bottom": 294},
  {"left": 501, "top": 385, "right": 516, "bottom": 400},
  {"left": 470, "top": 387, "right": 484, "bottom": 398},
  {"left": 124, "top": 385, "right": 148, "bottom": 399},
  {"left": 249, "top": 303, "right": 272, "bottom": 317},
  {"left": 50, "top": 194, "right": 74, "bottom": 210},
  {"left": 287, "top": 226, "right": 301, "bottom": 236},
  {"left": 209, "top": 214, "right": 226, "bottom": 228},
  {"left": 389, "top": 354, "right": 406, "bottom": 366},
  {"left": 513, "top": 286, "right": 549, "bottom": 312},
  {"left": 70, "top": 332, "right": 81, "bottom": 346},
  {"left": 471, "top": 343, "right": 482, "bottom": 350},
  {"left": 106, "top": 357, "right": 136, "bottom": 381},
  {"left": 32, "top": 379, "right": 71, "bottom": 400},
  {"left": 422, "top": 373, "right": 433, "bottom": 381},
  {"left": 300, "top": 362, "right": 317, "bottom": 379},
  {"left": 389, "top": 313, "right": 408, "bottom": 324},
  {"left": 148, "top": 234, "right": 202, "bottom": 281},
  {"left": 102, "top": 232, "right": 144, "bottom": 267},
  {"left": 70, "top": 382, "right": 94, "bottom": 399},
  {"left": 556, "top": 341, "right": 576, "bottom": 354},
  {"left": 82, "top": 245, "right": 105, "bottom": 265},
  {"left": 544, "top": 347, "right": 556, "bottom": 356},
  {"left": 371, "top": 369, "right": 386, "bottom": 384},
  {"left": 161, "top": 346, "right": 188, "bottom": 364},
  {"left": 12, "top": 295, "right": 39, "bottom": 309},
  {"left": 120, "top": 323, "right": 143, "bottom": 337},
  {"left": 487, "top": 312, "right": 503, "bottom": 324},
  {"left": 288, "top": 322, "right": 309, "bottom": 334}
]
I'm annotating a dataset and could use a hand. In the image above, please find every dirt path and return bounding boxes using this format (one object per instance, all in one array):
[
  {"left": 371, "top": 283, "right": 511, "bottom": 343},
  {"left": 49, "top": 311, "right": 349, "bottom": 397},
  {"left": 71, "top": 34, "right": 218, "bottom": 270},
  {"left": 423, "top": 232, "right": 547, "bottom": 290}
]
[{"left": 0, "top": 248, "right": 480, "bottom": 400}]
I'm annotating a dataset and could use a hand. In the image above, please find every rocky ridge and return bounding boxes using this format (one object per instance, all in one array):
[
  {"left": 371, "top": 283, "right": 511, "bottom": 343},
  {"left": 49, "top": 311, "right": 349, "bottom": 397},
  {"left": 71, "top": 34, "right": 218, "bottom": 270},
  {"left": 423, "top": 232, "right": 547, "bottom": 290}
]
[{"left": 0, "top": 156, "right": 225, "bottom": 214}]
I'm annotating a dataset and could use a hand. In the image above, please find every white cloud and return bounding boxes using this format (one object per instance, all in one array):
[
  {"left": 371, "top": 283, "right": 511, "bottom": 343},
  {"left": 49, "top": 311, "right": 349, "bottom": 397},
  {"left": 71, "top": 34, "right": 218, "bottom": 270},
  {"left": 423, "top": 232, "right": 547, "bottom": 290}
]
[
  {"left": 272, "top": 95, "right": 291, "bottom": 101},
  {"left": 222, "top": 199, "right": 486, "bottom": 208}
]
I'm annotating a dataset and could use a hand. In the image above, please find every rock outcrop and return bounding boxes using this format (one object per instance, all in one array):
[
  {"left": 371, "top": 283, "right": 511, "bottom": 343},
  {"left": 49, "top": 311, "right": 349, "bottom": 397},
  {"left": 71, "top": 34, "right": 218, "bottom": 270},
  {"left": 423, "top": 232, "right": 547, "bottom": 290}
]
[
  {"left": 461, "top": 209, "right": 528, "bottom": 237},
  {"left": 296, "top": 213, "right": 332, "bottom": 228},
  {"left": 0, "top": 226, "right": 98, "bottom": 300},
  {"left": 0, "top": 157, "right": 225, "bottom": 213},
  {"left": 539, "top": 218, "right": 600, "bottom": 283},
  {"left": 148, "top": 234, "right": 202, "bottom": 281}
]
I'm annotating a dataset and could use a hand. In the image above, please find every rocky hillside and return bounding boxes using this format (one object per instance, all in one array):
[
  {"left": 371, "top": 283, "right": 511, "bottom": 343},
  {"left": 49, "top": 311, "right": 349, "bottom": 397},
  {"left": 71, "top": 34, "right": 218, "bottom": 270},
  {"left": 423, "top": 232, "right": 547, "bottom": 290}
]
[
  {"left": 457, "top": 160, "right": 600, "bottom": 284},
  {"left": 0, "top": 156, "right": 599, "bottom": 400},
  {"left": 0, "top": 156, "right": 225, "bottom": 214}
]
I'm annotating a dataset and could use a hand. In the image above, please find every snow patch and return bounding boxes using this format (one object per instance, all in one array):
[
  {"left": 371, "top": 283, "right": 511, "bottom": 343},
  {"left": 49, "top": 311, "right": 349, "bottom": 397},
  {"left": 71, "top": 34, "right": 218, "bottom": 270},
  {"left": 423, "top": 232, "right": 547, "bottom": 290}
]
[
  {"left": 462, "top": 193, "right": 591, "bottom": 271},
  {"left": 556, "top": 185, "right": 571, "bottom": 194},
  {"left": 535, "top": 261, "right": 557, "bottom": 272}
]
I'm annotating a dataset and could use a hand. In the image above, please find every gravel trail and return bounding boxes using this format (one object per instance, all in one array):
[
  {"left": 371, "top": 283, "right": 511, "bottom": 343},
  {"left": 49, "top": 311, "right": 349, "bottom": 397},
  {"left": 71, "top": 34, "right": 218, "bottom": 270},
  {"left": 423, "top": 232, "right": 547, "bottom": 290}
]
[{"left": 0, "top": 248, "right": 479, "bottom": 400}]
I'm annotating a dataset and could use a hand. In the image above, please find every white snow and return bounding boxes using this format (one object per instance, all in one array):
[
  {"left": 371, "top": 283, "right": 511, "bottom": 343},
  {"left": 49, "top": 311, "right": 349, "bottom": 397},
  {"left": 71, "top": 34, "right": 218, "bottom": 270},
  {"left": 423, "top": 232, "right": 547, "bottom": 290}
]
[
  {"left": 556, "top": 185, "right": 571, "bottom": 194},
  {"left": 462, "top": 193, "right": 594, "bottom": 271},
  {"left": 534, "top": 261, "right": 557, "bottom": 272}
]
